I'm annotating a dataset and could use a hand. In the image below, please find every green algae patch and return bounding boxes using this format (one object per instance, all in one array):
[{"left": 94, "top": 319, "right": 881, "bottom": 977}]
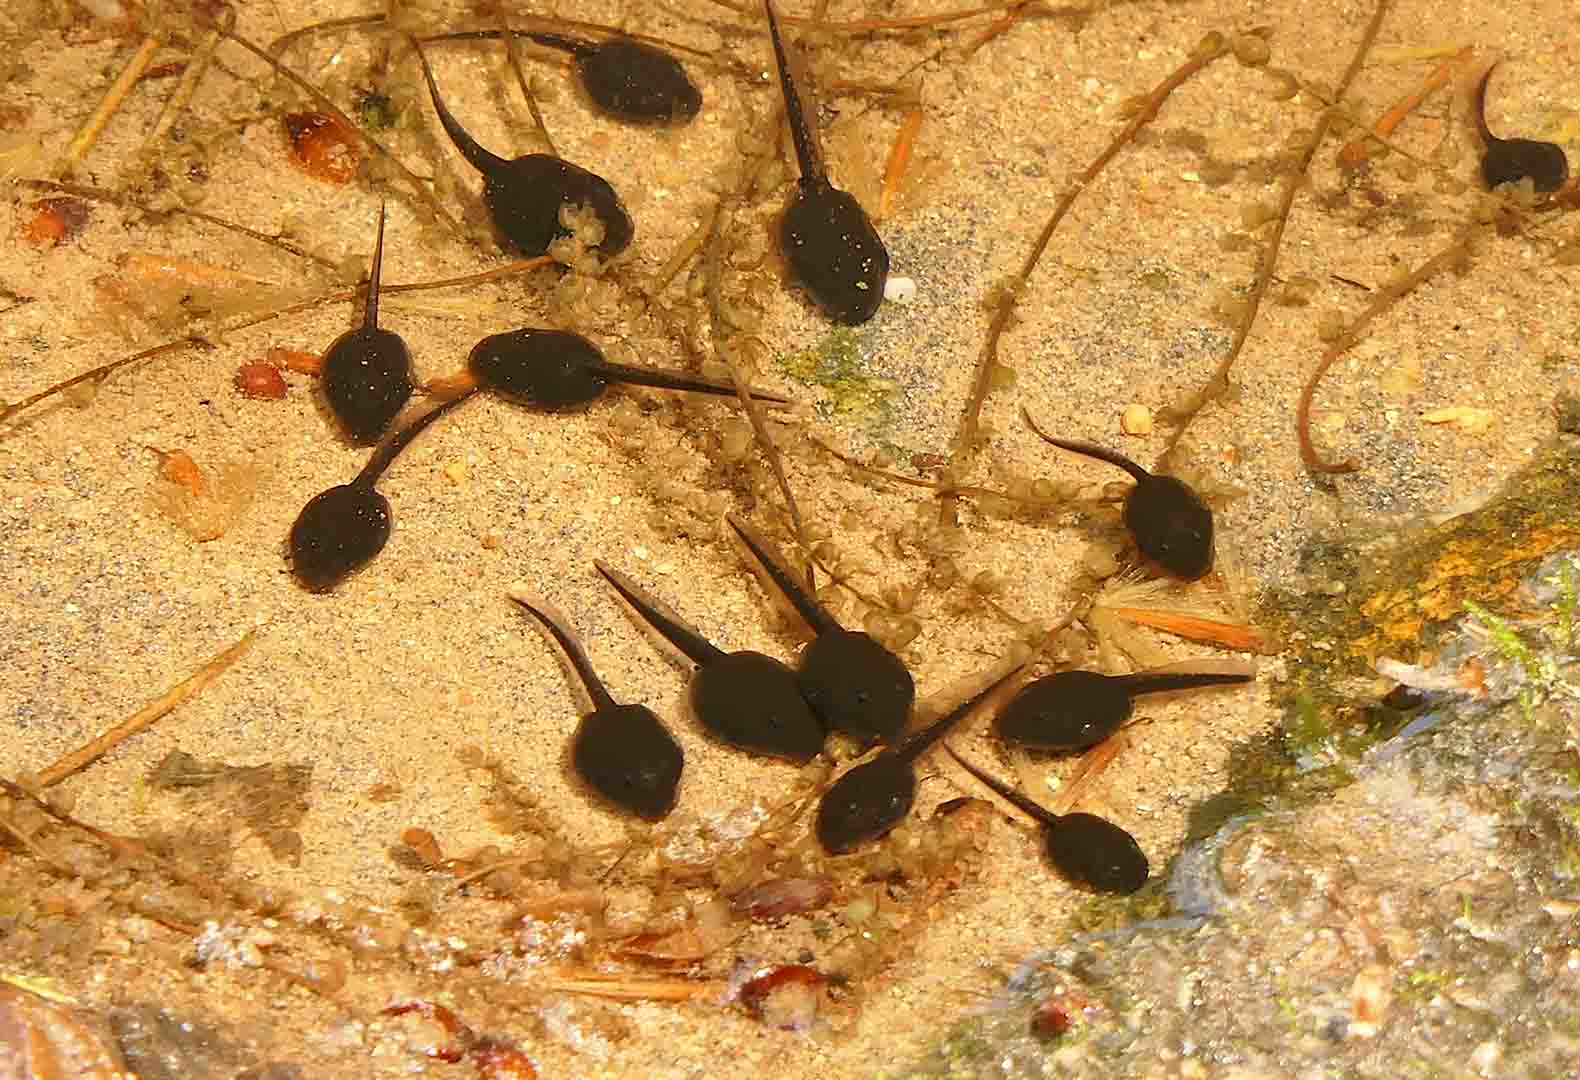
[
  {"left": 1260, "top": 436, "right": 1580, "bottom": 725},
  {"left": 776, "top": 328, "right": 898, "bottom": 430}
]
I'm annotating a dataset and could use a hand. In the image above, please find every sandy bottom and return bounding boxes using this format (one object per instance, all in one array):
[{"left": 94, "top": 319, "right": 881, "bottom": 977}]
[{"left": 2, "top": 0, "right": 1577, "bottom": 1075}]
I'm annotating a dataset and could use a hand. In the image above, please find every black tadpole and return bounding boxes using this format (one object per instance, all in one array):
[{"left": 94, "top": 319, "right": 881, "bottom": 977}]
[
  {"left": 596, "top": 561, "right": 824, "bottom": 763},
  {"left": 1025, "top": 412, "right": 1214, "bottom": 580},
  {"left": 1472, "top": 63, "right": 1569, "bottom": 194},
  {"left": 726, "top": 516, "right": 914, "bottom": 742},
  {"left": 762, "top": 0, "right": 888, "bottom": 325},
  {"left": 423, "top": 30, "right": 701, "bottom": 124},
  {"left": 411, "top": 38, "right": 633, "bottom": 257},
  {"left": 944, "top": 746, "right": 1148, "bottom": 895},
  {"left": 509, "top": 591, "right": 683, "bottom": 821},
  {"left": 320, "top": 203, "right": 414, "bottom": 444},
  {"left": 468, "top": 328, "right": 789, "bottom": 410},
  {"left": 288, "top": 391, "right": 475, "bottom": 593},
  {"left": 995, "top": 668, "right": 1253, "bottom": 753},
  {"left": 815, "top": 661, "right": 1025, "bottom": 854}
]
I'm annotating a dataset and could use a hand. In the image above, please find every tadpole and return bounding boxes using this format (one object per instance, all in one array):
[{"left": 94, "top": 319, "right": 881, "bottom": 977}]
[
  {"left": 945, "top": 746, "right": 1148, "bottom": 895},
  {"left": 288, "top": 392, "right": 474, "bottom": 593},
  {"left": 508, "top": 591, "right": 683, "bottom": 821},
  {"left": 815, "top": 660, "right": 1025, "bottom": 853},
  {"left": 726, "top": 516, "right": 914, "bottom": 742},
  {"left": 595, "top": 560, "right": 824, "bottom": 763},
  {"left": 467, "top": 328, "right": 789, "bottom": 410},
  {"left": 995, "top": 668, "right": 1252, "bottom": 753},
  {"left": 411, "top": 38, "right": 634, "bottom": 257},
  {"left": 423, "top": 30, "right": 701, "bottom": 124},
  {"left": 762, "top": 0, "right": 888, "bottom": 324},
  {"left": 320, "top": 203, "right": 413, "bottom": 444},
  {"left": 1025, "top": 412, "right": 1214, "bottom": 580},
  {"left": 1472, "top": 62, "right": 1569, "bottom": 193}
]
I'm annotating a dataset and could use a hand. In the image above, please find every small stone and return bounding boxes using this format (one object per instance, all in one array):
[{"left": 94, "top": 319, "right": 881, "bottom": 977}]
[
  {"left": 883, "top": 275, "right": 917, "bottom": 303},
  {"left": 1120, "top": 403, "right": 1154, "bottom": 435}
]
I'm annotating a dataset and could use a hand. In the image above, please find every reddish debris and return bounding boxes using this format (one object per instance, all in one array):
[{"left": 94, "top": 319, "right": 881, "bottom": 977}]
[
  {"left": 283, "top": 111, "right": 362, "bottom": 184},
  {"left": 21, "top": 197, "right": 91, "bottom": 248},
  {"left": 732, "top": 876, "right": 834, "bottom": 922},
  {"left": 383, "top": 1001, "right": 537, "bottom": 1077},
  {"left": 471, "top": 1039, "right": 539, "bottom": 1079},
  {"left": 268, "top": 346, "right": 324, "bottom": 376},
  {"left": 738, "top": 964, "right": 825, "bottom": 1031},
  {"left": 235, "top": 361, "right": 288, "bottom": 399},
  {"left": 1030, "top": 987, "right": 1102, "bottom": 1040}
]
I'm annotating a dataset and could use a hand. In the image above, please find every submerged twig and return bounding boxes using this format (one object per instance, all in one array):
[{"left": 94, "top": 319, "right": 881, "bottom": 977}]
[
  {"left": 216, "top": 27, "right": 460, "bottom": 233},
  {"left": 705, "top": 204, "right": 806, "bottom": 543},
  {"left": 1297, "top": 225, "right": 1477, "bottom": 473},
  {"left": 943, "top": 31, "right": 1228, "bottom": 526},
  {"left": 1, "top": 258, "right": 549, "bottom": 427},
  {"left": 60, "top": 36, "right": 161, "bottom": 174},
  {"left": 37, "top": 630, "right": 259, "bottom": 788},
  {"left": 1159, "top": 0, "right": 1393, "bottom": 469}
]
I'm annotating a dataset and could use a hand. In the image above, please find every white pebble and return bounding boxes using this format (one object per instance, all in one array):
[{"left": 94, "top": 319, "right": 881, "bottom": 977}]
[{"left": 883, "top": 276, "right": 917, "bottom": 304}]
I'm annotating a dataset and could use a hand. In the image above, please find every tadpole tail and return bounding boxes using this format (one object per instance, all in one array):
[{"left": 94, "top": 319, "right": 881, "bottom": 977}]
[
  {"left": 593, "top": 359, "right": 790, "bottom": 404},
  {"left": 508, "top": 590, "right": 619, "bottom": 712},
  {"left": 762, "top": 0, "right": 825, "bottom": 182},
  {"left": 1471, "top": 61, "right": 1498, "bottom": 146},
  {"left": 595, "top": 561, "right": 726, "bottom": 667},
  {"left": 1115, "top": 670, "right": 1253, "bottom": 698},
  {"left": 726, "top": 516, "right": 840, "bottom": 636},
  {"left": 364, "top": 201, "right": 387, "bottom": 330},
  {"left": 1021, "top": 407, "right": 1152, "bottom": 483},
  {"left": 355, "top": 390, "right": 476, "bottom": 488},
  {"left": 410, "top": 36, "right": 511, "bottom": 176},
  {"left": 896, "top": 659, "right": 1029, "bottom": 765},
  {"left": 943, "top": 744, "right": 1057, "bottom": 827},
  {"left": 418, "top": 28, "right": 592, "bottom": 57}
]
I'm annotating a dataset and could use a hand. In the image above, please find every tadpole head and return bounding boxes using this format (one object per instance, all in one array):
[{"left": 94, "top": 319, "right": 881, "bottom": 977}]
[
  {"left": 573, "top": 704, "right": 683, "bottom": 821},
  {"left": 815, "top": 753, "right": 916, "bottom": 853},
  {"left": 289, "top": 482, "right": 391, "bottom": 593},
  {"left": 778, "top": 182, "right": 889, "bottom": 326},
  {"left": 483, "top": 154, "right": 634, "bottom": 257},
  {"left": 1126, "top": 475, "right": 1214, "bottom": 580},
  {"left": 468, "top": 329, "right": 609, "bottom": 409},
  {"left": 321, "top": 328, "right": 414, "bottom": 444},
  {"left": 691, "top": 651, "right": 824, "bottom": 763},
  {"left": 798, "top": 629, "right": 914, "bottom": 741},
  {"left": 1044, "top": 812, "right": 1149, "bottom": 895},
  {"left": 994, "top": 670, "right": 1132, "bottom": 753},
  {"left": 1483, "top": 139, "right": 1570, "bottom": 193},
  {"left": 578, "top": 38, "right": 701, "bottom": 124}
]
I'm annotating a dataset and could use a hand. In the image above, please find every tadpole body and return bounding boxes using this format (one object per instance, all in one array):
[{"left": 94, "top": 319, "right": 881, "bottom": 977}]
[
  {"left": 762, "top": 0, "right": 888, "bottom": 324},
  {"left": 814, "top": 661, "right": 1024, "bottom": 853},
  {"left": 467, "top": 328, "right": 789, "bottom": 410},
  {"left": 321, "top": 203, "right": 413, "bottom": 444},
  {"left": 421, "top": 30, "right": 701, "bottom": 124},
  {"left": 1028, "top": 422, "right": 1214, "bottom": 580},
  {"left": 945, "top": 746, "right": 1148, "bottom": 895},
  {"left": 412, "top": 39, "right": 633, "bottom": 257},
  {"left": 1473, "top": 63, "right": 1569, "bottom": 193},
  {"left": 509, "top": 591, "right": 683, "bottom": 821},
  {"left": 726, "top": 517, "right": 914, "bottom": 742},
  {"left": 596, "top": 561, "right": 824, "bottom": 763},
  {"left": 289, "top": 392, "right": 474, "bottom": 593},
  {"left": 995, "top": 668, "right": 1253, "bottom": 753}
]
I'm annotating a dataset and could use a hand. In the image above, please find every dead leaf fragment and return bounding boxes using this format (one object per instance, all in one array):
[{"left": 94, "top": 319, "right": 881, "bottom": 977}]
[{"left": 1422, "top": 406, "right": 1494, "bottom": 434}]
